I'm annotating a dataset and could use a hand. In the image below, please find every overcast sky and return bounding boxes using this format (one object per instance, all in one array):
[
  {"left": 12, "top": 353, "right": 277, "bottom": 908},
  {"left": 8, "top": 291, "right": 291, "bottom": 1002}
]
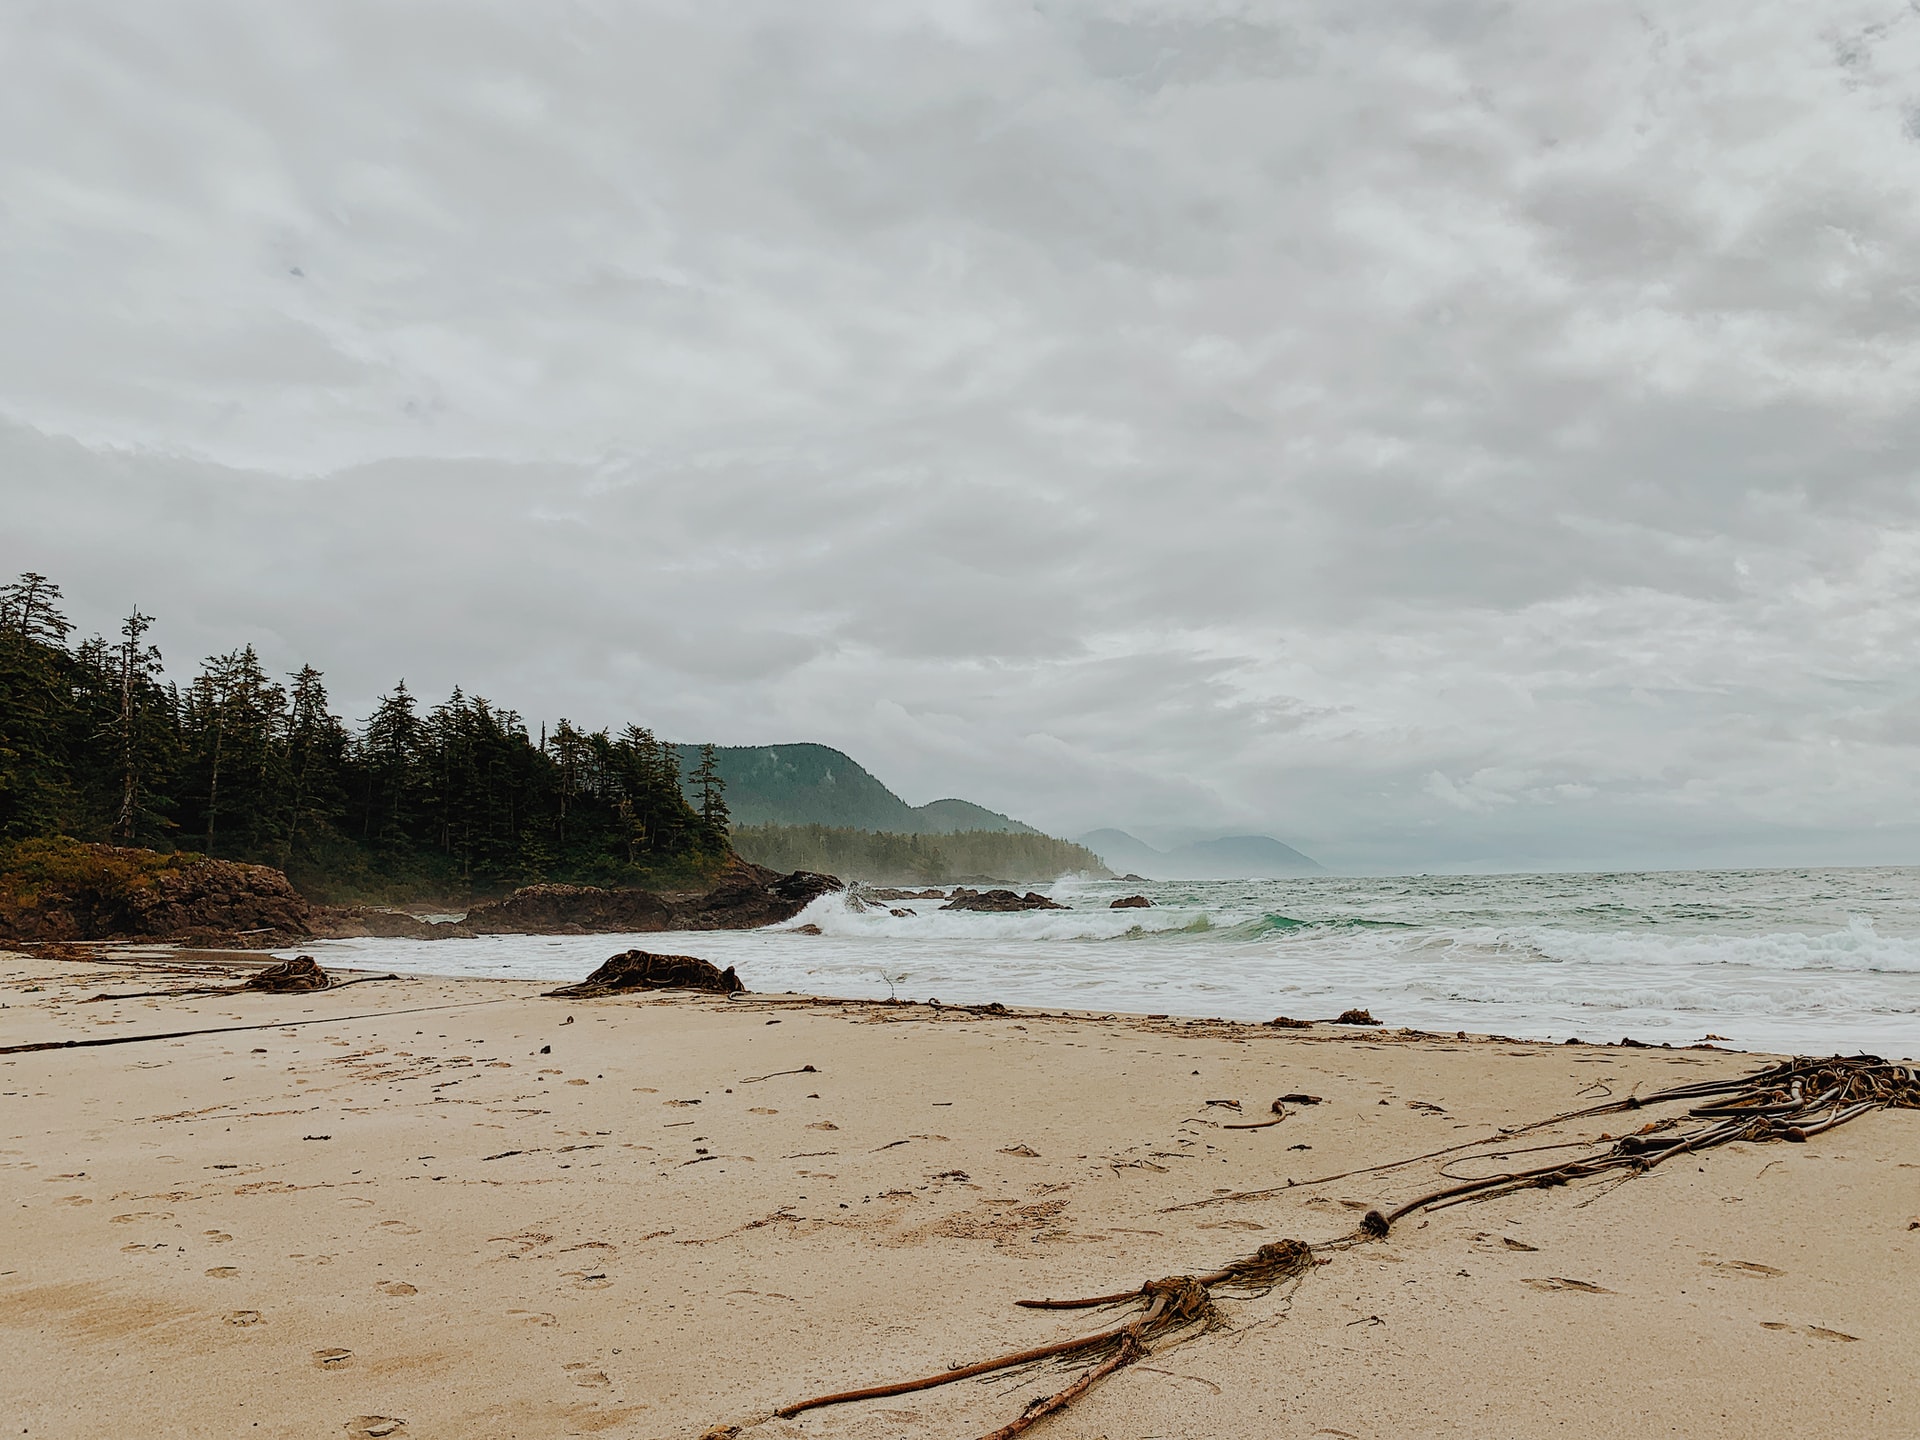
[{"left": 7, "top": 1, "right": 1920, "bottom": 872}]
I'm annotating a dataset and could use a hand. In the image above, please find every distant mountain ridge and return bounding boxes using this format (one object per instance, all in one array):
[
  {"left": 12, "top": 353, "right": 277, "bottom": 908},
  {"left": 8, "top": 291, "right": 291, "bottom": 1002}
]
[
  {"left": 672, "top": 743, "right": 1039, "bottom": 836},
  {"left": 1080, "top": 828, "right": 1323, "bottom": 879}
]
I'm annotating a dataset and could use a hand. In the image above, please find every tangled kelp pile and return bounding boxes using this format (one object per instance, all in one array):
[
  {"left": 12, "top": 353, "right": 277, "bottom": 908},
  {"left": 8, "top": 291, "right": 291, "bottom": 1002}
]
[
  {"left": 734, "top": 1054, "right": 1916, "bottom": 1440},
  {"left": 1357, "top": 1053, "right": 1920, "bottom": 1235}
]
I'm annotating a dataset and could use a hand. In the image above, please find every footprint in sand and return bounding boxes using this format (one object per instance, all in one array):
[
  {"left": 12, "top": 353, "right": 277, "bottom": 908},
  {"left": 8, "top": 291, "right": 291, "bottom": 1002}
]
[
  {"left": 206, "top": 1266, "right": 240, "bottom": 1278},
  {"left": 375, "top": 1280, "right": 418, "bottom": 1297},
  {"left": 507, "top": 1309, "right": 557, "bottom": 1326},
  {"left": 204, "top": 1231, "right": 233, "bottom": 1244},
  {"left": 488, "top": 1231, "right": 553, "bottom": 1257},
  {"left": 748, "top": 1108, "right": 779, "bottom": 1115},
  {"left": 344, "top": 1417, "right": 406, "bottom": 1437},
  {"left": 1702, "top": 1259, "right": 1785, "bottom": 1278},
  {"left": 226, "top": 1311, "right": 264, "bottom": 1327},
  {"left": 1522, "top": 1276, "right": 1611, "bottom": 1294},
  {"left": 375, "top": 1220, "right": 421, "bottom": 1236},
  {"left": 563, "top": 1362, "right": 611, "bottom": 1388},
  {"left": 313, "top": 1348, "right": 354, "bottom": 1369}
]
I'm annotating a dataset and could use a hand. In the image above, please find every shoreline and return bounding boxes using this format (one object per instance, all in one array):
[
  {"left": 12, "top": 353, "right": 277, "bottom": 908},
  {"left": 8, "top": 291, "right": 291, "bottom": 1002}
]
[
  {"left": 14, "top": 936, "right": 1788, "bottom": 1056},
  {"left": 4, "top": 946, "right": 1915, "bottom": 1438}
]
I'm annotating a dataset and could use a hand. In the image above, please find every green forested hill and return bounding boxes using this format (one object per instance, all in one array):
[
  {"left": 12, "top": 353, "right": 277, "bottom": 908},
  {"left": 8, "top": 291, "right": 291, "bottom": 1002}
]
[{"left": 670, "top": 744, "right": 1038, "bottom": 835}]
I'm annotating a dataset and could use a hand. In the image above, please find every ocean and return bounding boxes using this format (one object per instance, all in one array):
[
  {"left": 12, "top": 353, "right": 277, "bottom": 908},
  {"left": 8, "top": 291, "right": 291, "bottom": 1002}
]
[{"left": 288, "top": 867, "right": 1920, "bottom": 1057}]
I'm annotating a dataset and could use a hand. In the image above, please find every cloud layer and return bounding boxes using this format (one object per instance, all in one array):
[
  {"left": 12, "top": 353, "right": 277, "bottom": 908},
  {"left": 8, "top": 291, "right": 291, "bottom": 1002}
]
[{"left": 7, "top": 1, "right": 1920, "bottom": 870}]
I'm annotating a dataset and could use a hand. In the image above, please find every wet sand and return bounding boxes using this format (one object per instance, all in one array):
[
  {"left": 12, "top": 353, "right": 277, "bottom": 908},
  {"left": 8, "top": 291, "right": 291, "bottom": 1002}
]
[{"left": 3, "top": 947, "right": 1915, "bottom": 1439}]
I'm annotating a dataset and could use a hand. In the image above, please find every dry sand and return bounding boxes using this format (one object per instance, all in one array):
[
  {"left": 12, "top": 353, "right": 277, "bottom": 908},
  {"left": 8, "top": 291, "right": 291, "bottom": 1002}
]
[{"left": 2, "top": 946, "right": 1915, "bottom": 1439}]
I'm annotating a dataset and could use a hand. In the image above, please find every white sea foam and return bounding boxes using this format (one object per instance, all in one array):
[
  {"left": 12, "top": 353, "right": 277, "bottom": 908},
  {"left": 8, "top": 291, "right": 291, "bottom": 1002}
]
[{"left": 287, "top": 867, "right": 1920, "bottom": 1056}]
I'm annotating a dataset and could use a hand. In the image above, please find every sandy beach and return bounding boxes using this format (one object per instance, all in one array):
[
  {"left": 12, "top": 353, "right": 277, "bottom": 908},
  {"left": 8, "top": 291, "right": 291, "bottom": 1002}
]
[{"left": 3, "top": 945, "right": 1915, "bottom": 1440}]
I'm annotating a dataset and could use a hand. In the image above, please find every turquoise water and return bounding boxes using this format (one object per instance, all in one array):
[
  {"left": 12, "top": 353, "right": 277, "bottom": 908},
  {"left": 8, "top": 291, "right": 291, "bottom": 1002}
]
[{"left": 292, "top": 867, "right": 1920, "bottom": 1056}]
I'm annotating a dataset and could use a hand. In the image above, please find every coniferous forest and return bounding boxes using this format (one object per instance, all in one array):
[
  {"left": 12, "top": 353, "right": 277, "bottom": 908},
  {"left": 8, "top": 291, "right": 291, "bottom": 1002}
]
[{"left": 0, "top": 573, "right": 732, "bottom": 901}]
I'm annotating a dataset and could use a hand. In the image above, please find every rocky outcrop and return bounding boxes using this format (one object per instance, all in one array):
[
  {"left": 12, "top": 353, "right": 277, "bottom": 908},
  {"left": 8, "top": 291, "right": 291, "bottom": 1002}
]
[
  {"left": 460, "top": 884, "right": 675, "bottom": 936},
  {"left": 0, "top": 840, "right": 311, "bottom": 944},
  {"left": 310, "top": 907, "right": 460, "bottom": 941},
  {"left": 1110, "top": 895, "right": 1152, "bottom": 909},
  {"left": 859, "top": 887, "right": 948, "bottom": 901},
  {"left": 544, "top": 949, "right": 742, "bottom": 998},
  {"left": 940, "top": 888, "right": 1069, "bottom": 913},
  {"left": 1, "top": 838, "right": 842, "bottom": 945},
  {"left": 319, "top": 857, "right": 843, "bottom": 939},
  {"left": 665, "top": 859, "right": 842, "bottom": 930}
]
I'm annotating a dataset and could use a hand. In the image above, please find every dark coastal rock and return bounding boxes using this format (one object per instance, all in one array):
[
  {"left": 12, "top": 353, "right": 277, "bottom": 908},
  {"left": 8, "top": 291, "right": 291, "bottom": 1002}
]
[
  {"left": 455, "top": 858, "right": 841, "bottom": 936},
  {"left": 1110, "top": 895, "right": 1153, "bottom": 909},
  {"left": 1119, "top": 874, "right": 1148, "bottom": 883},
  {"left": 860, "top": 887, "right": 947, "bottom": 901},
  {"left": 940, "top": 888, "right": 1069, "bottom": 913},
  {"left": 0, "top": 840, "right": 312, "bottom": 944},
  {"left": 461, "top": 883, "right": 675, "bottom": 936},
  {"left": 2, "top": 838, "right": 840, "bottom": 945},
  {"left": 311, "top": 907, "right": 464, "bottom": 941},
  {"left": 1333, "top": 1008, "right": 1381, "bottom": 1026},
  {"left": 667, "top": 859, "right": 843, "bottom": 930},
  {"left": 545, "top": 949, "right": 742, "bottom": 998}
]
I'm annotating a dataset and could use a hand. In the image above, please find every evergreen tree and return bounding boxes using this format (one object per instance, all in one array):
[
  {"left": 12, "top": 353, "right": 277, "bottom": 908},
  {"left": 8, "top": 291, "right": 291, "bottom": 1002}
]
[
  {"left": 176, "top": 647, "right": 286, "bottom": 859},
  {"left": 107, "top": 610, "right": 174, "bottom": 845},
  {"left": 354, "top": 681, "right": 424, "bottom": 852},
  {"left": 0, "top": 574, "right": 78, "bottom": 836},
  {"left": 692, "top": 742, "right": 730, "bottom": 842},
  {"left": 279, "top": 665, "right": 348, "bottom": 876}
]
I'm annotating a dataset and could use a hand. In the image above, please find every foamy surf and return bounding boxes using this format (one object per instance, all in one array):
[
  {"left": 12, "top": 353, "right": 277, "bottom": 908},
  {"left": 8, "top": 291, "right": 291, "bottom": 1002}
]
[{"left": 286, "top": 866, "right": 1920, "bottom": 1056}]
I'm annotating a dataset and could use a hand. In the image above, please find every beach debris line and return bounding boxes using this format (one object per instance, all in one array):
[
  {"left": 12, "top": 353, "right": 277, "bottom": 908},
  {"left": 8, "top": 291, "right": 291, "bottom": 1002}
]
[
  {"left": 737, "top": 1055, "right": 1915, "bottom": 1440},
  {"left": 83, "top": 954, "right": 399, "bottom": 1002},
  {"left": 543, "top": 949, "right": 742, "bottom": 998},
  {"left": 0, "top": 995, "right": 517, "bottom": 1056}
]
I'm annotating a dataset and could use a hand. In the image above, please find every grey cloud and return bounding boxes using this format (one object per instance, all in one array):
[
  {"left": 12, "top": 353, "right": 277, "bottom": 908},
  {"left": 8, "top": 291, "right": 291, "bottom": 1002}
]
[{"left": 7, "top": 1, "right": 1920, "bottom": 870}]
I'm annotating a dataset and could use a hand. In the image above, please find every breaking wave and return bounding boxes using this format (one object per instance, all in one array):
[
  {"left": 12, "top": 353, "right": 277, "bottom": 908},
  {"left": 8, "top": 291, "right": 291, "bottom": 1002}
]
[{"left": 289, "top": 866, "right": 1920, "bottom": 1056}]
